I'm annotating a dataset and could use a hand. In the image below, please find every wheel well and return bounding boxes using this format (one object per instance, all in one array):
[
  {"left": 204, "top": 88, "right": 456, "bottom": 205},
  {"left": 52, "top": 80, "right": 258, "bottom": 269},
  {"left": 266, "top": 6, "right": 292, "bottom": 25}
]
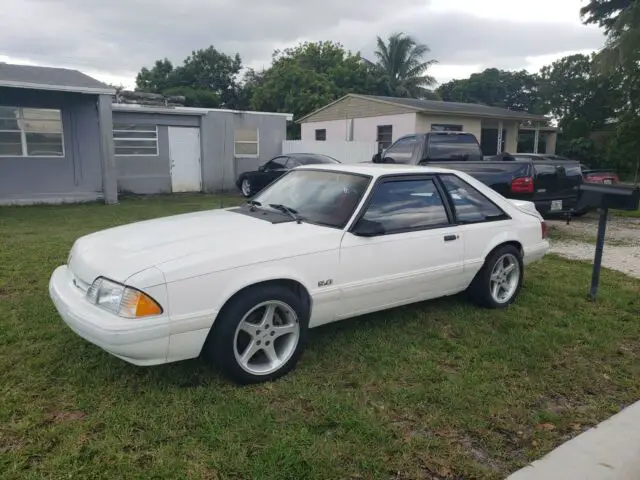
[
  {"left": 489, "top": 241, "right": 523, "bottom": 259},
  {"left": 217, "top": 279, "right": 312, "bottom": 320}
]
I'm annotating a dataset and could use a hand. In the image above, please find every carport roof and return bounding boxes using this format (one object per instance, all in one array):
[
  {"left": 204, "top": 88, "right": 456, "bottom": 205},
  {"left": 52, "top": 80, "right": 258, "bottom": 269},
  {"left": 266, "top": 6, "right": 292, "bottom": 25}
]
[{"left": 0, "top": 63, "right": 115, "bottom": 95}]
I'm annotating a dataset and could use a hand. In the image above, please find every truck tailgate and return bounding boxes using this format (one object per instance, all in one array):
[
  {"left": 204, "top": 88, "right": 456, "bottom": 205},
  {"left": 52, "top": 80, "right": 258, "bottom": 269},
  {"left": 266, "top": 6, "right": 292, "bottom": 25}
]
[{"left": 429, "top": 161, "right": 531, "bottom": 197}]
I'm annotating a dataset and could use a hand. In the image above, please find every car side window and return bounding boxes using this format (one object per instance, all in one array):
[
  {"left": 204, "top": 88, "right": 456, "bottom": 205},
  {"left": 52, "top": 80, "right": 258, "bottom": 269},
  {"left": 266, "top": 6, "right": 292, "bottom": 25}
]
[
  {"left": 285, "top": 157, "right": 300, "bottom": 168},
  {"left": 360, "top": 179, "right": 450, "bottom": 233},
  {"left": 264, "top": 157, "right": 288, "bottom": 170},
  {"left": 439, "top": 174, "right": 508, "bottom": 224},
  {"left": 383, "top": 136, "right": 418, "bottom": 164}
]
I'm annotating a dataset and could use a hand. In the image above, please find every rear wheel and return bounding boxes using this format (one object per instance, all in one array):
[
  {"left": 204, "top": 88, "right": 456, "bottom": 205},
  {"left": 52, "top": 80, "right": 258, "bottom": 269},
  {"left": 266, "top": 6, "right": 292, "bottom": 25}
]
[
  {"left": 467, "top": 245, "right": 523, "bottom": 308},
  {"left": 203, "top": 285, "right": 309, "bottom": 384}
]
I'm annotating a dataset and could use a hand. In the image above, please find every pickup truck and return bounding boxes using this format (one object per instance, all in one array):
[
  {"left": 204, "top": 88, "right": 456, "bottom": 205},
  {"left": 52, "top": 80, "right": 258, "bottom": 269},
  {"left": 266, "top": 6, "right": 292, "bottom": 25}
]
[{"left": 372, "top": 132, "right": 582, "bottom": 216}]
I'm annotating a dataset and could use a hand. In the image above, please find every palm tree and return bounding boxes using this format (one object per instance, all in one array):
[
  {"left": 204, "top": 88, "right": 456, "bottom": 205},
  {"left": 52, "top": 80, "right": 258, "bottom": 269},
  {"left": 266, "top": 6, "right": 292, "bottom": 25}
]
[{"left": 368, "top": 32, "right": 438, "bottom": 99}]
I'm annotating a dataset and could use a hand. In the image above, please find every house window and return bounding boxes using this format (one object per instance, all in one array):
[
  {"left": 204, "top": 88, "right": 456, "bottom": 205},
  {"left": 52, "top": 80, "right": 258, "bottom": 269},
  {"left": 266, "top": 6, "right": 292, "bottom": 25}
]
[
  {"left": 113, "top": 123, "right": 158, "bottom": 156},
  {"left": 0, "top": 106, "right": 64, "bottom": 157},
  {"left": 315, "top": 129, "right": 326, "bottom": 141},
  {"left": 377, "top": 125, "right": 393, "bottom": 149},
  {"left": 234, "top": 128, "right": 259, "bottom": 156},
  {"left": 431, "top": 124, "right": 463, "bottom": 132}
]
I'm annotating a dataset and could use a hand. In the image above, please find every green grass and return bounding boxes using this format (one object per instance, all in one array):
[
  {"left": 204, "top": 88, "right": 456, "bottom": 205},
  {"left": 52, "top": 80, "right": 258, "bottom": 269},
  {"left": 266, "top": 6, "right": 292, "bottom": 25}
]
[
  {"left": 1, "top": 195, "right": 640, "bottom": 479},
  {"left": 614, "top": 207, "right": 640, "bottom": 219}
]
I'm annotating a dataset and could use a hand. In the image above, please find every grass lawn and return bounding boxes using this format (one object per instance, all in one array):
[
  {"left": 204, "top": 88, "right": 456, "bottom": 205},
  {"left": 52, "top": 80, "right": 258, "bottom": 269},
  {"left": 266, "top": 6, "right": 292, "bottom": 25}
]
[
  {"left": 1, "top": 195, "right": 640, "bottom": 480},
  {"left": 614, "top": 207, "right": 640, "bottom": 219}
]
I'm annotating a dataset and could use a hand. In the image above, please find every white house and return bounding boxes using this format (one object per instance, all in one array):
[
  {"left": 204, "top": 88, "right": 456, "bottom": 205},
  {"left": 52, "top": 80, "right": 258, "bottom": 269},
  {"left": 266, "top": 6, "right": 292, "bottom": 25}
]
[{"left": 298, "top": 94, "right": 558, "bottom": 155}]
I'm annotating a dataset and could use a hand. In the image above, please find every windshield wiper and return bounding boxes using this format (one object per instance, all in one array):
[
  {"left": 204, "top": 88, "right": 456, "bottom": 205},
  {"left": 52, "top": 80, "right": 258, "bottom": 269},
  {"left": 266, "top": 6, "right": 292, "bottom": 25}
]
[
  {"left": 269, "top": 204, "right": 303, "bottom": 224},
  {"left": 246, "top": 199, "right": 262, "bottom": 211}
]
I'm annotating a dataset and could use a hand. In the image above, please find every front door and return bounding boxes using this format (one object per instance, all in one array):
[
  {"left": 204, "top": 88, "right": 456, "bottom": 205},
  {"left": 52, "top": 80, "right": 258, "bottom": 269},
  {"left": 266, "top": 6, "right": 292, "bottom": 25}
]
[
  {"left": 169, "top": 127, "right": 202, "bottom": 192},
  {"left": 337, "top": 176, "right": 465, "bottom": 319}
]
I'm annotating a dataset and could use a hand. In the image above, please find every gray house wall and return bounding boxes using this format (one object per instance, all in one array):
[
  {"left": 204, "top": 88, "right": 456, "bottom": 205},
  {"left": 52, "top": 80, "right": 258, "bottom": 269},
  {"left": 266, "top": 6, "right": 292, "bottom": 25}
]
[
  {"left": 0, "top": 87, "right": 104, "bottom": 204},
  {"left": 201, "top": 111, "right": 287, "bottom": 192},
  {"left": 112, "top": 111, "right": 201, "bottom": 195}
]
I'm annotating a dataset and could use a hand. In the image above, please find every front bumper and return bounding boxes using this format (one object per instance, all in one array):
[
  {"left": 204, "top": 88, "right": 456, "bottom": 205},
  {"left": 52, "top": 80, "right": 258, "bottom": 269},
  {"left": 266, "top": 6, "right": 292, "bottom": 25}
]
[{"left": 49, "top": 265, "right": 170, "bottom": 365}]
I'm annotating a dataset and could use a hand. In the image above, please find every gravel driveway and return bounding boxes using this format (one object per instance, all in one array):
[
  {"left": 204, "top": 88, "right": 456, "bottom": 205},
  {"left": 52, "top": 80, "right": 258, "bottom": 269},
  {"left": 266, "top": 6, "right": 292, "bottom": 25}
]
[{"left": 547, "top": 213, "right": 640, "bottom": 279}]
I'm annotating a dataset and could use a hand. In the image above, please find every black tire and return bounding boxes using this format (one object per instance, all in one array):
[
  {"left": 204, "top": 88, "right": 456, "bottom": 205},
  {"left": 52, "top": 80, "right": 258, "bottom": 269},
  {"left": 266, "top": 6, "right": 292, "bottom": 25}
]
[
  {"left": 467, "top": 244, "right": 524, "bottom": 309},
  {"left": 202, "top": 285, "right": 309, "bottom": 384}
]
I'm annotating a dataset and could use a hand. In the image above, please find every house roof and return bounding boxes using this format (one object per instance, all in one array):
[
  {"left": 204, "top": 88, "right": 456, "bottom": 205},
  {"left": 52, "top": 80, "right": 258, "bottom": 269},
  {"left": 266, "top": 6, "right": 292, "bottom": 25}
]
[
  {"left": 112, "top": 103, "right": 294, "bottom": 120},
  {"left": 298, "top": 93, "right": 547, "bottom": 123},
  {"left": 0, "top": 63, "right": 115, "bottom": 95}
]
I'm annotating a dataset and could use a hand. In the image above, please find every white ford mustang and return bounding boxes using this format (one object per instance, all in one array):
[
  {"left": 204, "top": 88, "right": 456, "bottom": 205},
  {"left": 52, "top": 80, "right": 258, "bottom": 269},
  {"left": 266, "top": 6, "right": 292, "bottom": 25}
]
[{"left": 49, "top": 164, "right": 549, "bottom": 384}]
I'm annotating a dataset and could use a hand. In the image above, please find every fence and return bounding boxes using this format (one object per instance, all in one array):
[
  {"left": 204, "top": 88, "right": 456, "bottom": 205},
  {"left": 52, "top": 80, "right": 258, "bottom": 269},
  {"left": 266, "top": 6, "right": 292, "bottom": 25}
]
[{"left": 282, "top": 140, "right": 378, "bottom": 164}]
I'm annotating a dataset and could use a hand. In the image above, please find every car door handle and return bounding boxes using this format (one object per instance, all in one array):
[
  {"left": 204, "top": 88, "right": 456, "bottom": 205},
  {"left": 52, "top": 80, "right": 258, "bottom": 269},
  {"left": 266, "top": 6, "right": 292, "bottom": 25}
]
[{"left": 444, "top": 234, "right": 459, "bottom": 242}]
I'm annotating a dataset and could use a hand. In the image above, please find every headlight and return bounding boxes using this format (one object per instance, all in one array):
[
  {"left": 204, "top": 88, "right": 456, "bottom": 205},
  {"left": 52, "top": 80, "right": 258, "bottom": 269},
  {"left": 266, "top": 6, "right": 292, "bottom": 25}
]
[{"left": 86, "top": 277, "right": 163, "bottom": 318}]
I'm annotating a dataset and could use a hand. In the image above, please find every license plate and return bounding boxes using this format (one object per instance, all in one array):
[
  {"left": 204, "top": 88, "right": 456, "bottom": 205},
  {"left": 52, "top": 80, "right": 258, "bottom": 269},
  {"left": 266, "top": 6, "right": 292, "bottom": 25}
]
[
  {"left": 550, "top": 200, "right": 563, "bottom": 211},
  {"left": 603, "top": 179, "right": 612, "bottom": 184}
]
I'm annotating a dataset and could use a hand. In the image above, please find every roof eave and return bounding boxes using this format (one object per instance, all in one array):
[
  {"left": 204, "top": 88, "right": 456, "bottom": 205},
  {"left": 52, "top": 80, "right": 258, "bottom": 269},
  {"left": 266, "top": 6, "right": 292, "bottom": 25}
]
[
  {"left": 0, "top": 80, "right": 115, "bottom": 95},
  {"left": 416, "top": 108, "right": 546, "bottom": 122}
]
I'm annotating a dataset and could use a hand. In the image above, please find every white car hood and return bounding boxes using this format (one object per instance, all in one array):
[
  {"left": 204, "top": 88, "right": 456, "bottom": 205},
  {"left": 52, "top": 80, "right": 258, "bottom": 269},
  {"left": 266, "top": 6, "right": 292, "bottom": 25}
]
[{"left": 69, "top": 208, "right": 338, "bottom": 284}]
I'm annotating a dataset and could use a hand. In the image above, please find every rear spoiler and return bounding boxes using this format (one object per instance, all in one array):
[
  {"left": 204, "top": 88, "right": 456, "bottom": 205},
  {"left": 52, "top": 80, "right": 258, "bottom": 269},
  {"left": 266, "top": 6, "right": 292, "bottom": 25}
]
[{"left": 582, "top": 169, "right": 618, "bottom": 175}]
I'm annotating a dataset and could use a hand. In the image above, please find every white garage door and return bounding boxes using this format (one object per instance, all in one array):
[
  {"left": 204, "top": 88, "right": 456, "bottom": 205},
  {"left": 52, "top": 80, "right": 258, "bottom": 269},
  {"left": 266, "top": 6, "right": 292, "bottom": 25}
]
[{"left": 169, "top": 127, "right": 202, "bottom": 192}]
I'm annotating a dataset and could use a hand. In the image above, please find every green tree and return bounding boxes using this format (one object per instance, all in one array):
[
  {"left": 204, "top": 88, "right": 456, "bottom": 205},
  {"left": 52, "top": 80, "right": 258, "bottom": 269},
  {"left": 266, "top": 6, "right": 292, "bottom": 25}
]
[
  {"left": 581, "top": 0, "right": 639, "bottom": 68},
  {"left": 581, "top": 1, "right": 640, "bottom": 177},
  {"left": 437, "top": 68, "right": 543, "bottom": 112},
  {"left": 367, "top": 32, "right": 438, "bottom": 98},
  {"left": 136, "top": 59, "right": 175, "bottom": 93},
  {"left": 135, "top": 47, "right": 243, "bottom": 108},
  {"left": 539, "top": 54, "right": 622, "bottom": 136},
  {"left": 250, "top": 41, "right": 379, "bottom": 137},
  {"left": 176, "top": 46, "right": 243, "bottom": 107}
]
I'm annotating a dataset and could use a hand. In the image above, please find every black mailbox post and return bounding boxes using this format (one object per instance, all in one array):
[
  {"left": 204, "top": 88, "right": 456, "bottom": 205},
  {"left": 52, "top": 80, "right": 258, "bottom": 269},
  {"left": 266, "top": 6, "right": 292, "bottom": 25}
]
[{"left": 574, "top": 183, "right": 640, "bottom": 300}]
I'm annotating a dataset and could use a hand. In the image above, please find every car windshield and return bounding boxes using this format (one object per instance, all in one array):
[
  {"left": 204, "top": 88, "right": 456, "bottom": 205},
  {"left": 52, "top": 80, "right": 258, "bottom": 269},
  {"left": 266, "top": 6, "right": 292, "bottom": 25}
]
[{"left": 252, "top": 169, "right": 371, "bottom": 228}]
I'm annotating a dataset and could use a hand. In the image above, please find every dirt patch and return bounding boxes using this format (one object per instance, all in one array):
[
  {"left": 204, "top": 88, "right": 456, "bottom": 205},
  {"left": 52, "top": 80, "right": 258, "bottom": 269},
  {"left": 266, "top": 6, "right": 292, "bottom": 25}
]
[
  {"left": 549, "top": 213, "right": 640, "bottom": 246},
  {"left": 548, "top": 213, "right": 640, "bottom": 279},
  {"left": 50, "top": 410, "right": 87, "bottom": 423}
]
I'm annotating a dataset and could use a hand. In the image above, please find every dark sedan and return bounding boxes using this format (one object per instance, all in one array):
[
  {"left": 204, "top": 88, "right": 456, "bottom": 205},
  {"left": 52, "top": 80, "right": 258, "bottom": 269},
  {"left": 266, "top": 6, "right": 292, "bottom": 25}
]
[{"left": 236, "top": 153, "right": 340, "bottom": 197}]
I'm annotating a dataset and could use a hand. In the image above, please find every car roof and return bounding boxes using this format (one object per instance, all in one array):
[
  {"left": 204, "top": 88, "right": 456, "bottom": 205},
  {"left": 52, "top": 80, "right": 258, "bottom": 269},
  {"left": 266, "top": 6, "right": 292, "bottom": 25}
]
[{"left": 295, "top": 162, "right": 459, "bottom": 178}]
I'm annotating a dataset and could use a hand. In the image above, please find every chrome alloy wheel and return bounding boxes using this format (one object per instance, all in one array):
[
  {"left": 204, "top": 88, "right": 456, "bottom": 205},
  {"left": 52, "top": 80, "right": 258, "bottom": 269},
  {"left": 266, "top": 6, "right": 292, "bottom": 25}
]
[
  {"left": 489, "top": 253, "right": 520, "bottom": 304},
  {"left": 241, "top": 179, "right": 252, "bottom": 197},
  {"left": 233, "top": 301, "right": 300, "bottom": 375}
]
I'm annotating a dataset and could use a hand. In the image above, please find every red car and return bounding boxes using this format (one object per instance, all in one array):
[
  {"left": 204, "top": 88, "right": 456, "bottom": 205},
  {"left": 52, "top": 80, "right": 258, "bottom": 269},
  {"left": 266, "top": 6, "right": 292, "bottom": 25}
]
[{"left": 580, "top": 163, "right": 620, "bottom": 184}]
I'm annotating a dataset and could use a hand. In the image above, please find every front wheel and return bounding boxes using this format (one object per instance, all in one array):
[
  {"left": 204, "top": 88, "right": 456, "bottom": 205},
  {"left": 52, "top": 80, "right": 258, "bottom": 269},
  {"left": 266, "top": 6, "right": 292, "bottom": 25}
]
[
  {"left": 240, "top": 178, "right": 253, "bottom": 197},
  {"left": 203, "top": 285, "right": 309, "bottom": 384},
  {"left": 467, "top": 245, "right": 523, "bottom": 308}
]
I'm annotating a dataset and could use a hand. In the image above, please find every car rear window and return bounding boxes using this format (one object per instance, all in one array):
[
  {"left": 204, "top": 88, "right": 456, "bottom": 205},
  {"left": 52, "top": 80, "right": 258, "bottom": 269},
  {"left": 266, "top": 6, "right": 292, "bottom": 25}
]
[{"left": 428, "top": 134, "right": 483, "bottom": 161}]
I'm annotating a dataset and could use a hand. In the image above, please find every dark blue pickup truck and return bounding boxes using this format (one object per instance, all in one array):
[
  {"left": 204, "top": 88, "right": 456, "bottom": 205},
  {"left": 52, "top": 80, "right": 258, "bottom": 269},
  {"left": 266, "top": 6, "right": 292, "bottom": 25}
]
[{"left": 372, "top": 132, "right": 582, "bottom": 216}]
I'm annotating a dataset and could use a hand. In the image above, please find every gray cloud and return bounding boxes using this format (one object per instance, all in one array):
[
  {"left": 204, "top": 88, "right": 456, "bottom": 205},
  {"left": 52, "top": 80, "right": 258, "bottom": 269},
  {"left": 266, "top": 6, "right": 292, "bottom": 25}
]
[{"left": 0, "top": 0, "right": 604, "bottom": 82}]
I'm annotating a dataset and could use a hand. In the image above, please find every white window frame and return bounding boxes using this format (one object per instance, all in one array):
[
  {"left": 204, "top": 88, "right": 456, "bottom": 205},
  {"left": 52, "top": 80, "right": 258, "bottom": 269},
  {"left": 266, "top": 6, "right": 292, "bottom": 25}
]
[
  {"left": 234, "top": 128, "right": 259, "bottom": 158},
  {"left": 0, "top": 107, "right": 65, "bottom": 158},
  {"left": 376, "top": 125, "right": 393, "bottom": 149},
  {"left": 113, "top": 124, "right": 159, "bottom": 157}
]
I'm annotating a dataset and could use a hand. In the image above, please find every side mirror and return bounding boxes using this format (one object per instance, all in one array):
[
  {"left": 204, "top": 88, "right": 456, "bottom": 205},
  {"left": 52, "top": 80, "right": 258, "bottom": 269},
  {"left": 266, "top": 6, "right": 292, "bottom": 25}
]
[
  {"left": 258, "top": 165, "right": 266, "bottom": 171},
  {"left": 352, "top": 219, "right": 385, "bottom": 237}
]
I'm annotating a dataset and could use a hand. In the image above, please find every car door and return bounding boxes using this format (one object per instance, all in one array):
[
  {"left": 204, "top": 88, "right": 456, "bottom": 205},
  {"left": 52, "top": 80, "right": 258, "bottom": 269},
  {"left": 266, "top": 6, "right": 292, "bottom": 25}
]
[
  {"left": 437, "top": 173, "right": 514, "bottom": 285},
  {"left": 257, "top": 156, "right": 289, "bottom": 190},
  {"left": 337, "top": 175, "right": 465, "bottom": 319},
  {"left": 382, "top": 136, "right": 420, "bottom": 164}
]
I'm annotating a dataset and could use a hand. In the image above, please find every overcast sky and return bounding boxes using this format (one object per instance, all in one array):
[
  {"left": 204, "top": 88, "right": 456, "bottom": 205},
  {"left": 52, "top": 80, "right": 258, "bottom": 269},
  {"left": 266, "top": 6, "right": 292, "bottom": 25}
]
[{"left": 0, "top": 0, "right": 604, "bottom": 88}]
